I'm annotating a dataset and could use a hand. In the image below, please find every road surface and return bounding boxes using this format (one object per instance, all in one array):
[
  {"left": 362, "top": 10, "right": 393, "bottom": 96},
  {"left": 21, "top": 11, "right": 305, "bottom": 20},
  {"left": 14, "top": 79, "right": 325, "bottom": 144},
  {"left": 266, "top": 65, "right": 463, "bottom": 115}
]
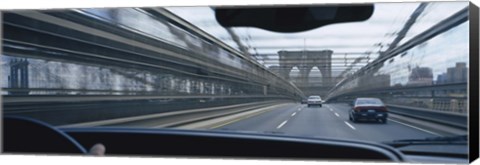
[{"left": 213, "top": 103, "right": 438, "bottom": 142}]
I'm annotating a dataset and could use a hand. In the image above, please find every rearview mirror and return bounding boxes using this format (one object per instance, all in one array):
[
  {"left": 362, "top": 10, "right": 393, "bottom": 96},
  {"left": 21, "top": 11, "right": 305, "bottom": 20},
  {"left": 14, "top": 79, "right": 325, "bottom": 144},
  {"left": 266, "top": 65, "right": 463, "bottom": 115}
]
[{"left": 214, "top": 4, "right": 374, "bottom": 33}]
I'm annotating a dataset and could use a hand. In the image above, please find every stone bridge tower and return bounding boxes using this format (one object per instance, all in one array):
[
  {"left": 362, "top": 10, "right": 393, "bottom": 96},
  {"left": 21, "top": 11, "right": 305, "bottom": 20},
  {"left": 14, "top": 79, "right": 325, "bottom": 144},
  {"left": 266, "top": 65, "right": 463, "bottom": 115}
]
[
  {"left": 277, "top": 50, "right": 333, "bottom": 97},
  {"left": 278, "top": 50, "right": 333, "bottom": 86}
]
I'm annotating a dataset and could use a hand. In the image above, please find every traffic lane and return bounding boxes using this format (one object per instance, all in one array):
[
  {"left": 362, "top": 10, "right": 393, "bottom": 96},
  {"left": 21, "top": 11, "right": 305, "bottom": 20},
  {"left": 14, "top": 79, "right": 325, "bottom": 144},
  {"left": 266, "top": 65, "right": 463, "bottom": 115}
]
[
  {"left": 326, "top": 103, "right": 440, "bottom": 141},
  {"left": 213, "top": 103, "right": 302, "bottom": 133},
  {"left": 215, "top": 103, "right": 373, "bottom": 141},
  {"left": 278, "top": 104, "right": 362, "bottom": 140},
  {"left": 214, "top": 102, "right": 439, "bottom": 143}
]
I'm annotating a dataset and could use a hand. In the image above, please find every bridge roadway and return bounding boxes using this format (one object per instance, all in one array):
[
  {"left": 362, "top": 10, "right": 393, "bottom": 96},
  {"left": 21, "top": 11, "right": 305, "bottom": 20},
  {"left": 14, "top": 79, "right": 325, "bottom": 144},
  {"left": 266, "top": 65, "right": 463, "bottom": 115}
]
[
  {"left": 210, "top": 103, "right": 438, "bottom": 142},
  {"left": 106, "top": 102, "right": 445, "bottom": 142}
]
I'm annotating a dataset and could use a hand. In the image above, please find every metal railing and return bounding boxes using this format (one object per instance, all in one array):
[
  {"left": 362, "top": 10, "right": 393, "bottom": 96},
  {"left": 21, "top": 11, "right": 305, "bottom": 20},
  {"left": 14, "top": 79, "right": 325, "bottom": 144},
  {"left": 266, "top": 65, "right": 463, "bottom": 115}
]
[
  {"left": 386, "top": 104, "right": 467, "bottom": 129},
  {"left": 2, "top": 8, "right": 304, "bottom": 100}
]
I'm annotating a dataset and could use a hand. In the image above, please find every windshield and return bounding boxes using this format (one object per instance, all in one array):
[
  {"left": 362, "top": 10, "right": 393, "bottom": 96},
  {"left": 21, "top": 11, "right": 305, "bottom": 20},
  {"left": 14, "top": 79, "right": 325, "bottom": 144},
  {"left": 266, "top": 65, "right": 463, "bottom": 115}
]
[
  {"left": 1, "top": 1, "right": 469, "bottom": 161},
  {"left": 308, "top": 96, "right": 321, "bottom": 99}
]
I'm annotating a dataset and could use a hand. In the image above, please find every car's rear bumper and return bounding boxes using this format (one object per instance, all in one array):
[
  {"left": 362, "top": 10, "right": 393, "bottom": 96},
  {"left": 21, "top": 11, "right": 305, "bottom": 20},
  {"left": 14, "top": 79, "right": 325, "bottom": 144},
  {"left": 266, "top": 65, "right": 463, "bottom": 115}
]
[
  {"left": 307, "top": 101, "right": 322, "bottom": 104},
  {"left": 352, "top": 112, "right": 388, "bottom": 120}
]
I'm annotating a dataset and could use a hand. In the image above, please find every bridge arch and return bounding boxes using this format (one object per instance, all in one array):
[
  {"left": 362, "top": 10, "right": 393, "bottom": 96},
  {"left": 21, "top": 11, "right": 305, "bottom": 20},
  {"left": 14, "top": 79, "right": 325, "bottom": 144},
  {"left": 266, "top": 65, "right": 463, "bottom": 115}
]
[{"left": 278, "top": 50, "right": 333, "bottom": 86}]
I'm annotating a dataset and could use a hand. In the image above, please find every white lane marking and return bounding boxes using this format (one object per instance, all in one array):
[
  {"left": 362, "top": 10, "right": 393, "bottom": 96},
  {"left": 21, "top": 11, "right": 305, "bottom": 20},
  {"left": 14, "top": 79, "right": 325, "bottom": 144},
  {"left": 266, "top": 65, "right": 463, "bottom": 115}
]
[
  {"left": 291, "top": 112, "right": 297, "bottom": 117},
  {"left": 389, "top": 119, "right": 441, "bottom": 136},
  {"left": 329, "top": 108, "right": 333, "bottom": 111},
  {"left": 277, "top": 120, "right": 288, "bottom": 129},
  {"left": 344, "top": 121, "right": 356, "bottom": 130},
  {"left": 334, "top": 113, "right": 340, "bottom": 117}
]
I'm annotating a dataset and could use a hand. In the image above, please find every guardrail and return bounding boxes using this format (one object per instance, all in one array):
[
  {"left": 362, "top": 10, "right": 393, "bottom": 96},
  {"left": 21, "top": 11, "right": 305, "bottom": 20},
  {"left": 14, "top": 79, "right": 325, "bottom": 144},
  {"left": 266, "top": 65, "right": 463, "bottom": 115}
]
[
  {"left": 2, "top": 94, "right": 291, "bottom": 103},
  {"left": 386, "top": 104, "right": 467, "bottom": 129},
  {"left": 2, "top": 9, "right": 303, "bottom": 101},
  {"left": 3, "top": 95, "right": 292, "bottom": 125},
  {"left": 59, "top": 101, "right": 282, "bottom": 128}
]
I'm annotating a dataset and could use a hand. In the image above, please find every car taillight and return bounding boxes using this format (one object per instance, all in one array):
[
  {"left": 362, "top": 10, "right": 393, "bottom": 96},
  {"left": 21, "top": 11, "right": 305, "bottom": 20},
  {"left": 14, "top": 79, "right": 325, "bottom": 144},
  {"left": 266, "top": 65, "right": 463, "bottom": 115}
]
[
  {"left": 379, "top": 106, "right": 388, "bottom": 112},
  {"left": 353, "top": 107, "right": 361, "bottom": 112}
]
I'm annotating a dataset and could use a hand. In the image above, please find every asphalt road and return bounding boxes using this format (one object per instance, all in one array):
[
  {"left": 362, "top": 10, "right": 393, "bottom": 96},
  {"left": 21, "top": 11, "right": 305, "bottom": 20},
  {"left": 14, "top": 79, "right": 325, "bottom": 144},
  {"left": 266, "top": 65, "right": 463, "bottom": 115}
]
[{"left": 214, "top": 103, "right": 439, "bottom": 142}]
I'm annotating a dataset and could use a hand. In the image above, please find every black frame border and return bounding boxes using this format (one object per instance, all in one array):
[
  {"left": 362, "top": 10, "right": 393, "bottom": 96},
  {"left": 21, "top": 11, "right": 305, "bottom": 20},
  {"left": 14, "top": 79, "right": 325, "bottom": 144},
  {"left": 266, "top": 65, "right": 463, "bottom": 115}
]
[{"left": 469, "top": 2, "right": 479, "bottom": 163}]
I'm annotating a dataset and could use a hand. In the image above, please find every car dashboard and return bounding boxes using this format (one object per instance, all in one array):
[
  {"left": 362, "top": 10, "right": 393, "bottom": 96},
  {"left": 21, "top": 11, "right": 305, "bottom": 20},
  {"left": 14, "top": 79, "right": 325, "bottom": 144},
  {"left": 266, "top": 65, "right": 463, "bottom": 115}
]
[{"left": 3, "top": 116, "right": 469, "bottom": 163}]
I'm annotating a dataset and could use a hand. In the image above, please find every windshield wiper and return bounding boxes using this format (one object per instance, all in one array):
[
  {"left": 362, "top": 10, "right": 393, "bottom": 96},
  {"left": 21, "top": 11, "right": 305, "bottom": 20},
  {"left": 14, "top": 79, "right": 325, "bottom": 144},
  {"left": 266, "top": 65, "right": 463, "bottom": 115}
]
[{"left": 383, "top": 135, "right": 467, "bottom": 147}]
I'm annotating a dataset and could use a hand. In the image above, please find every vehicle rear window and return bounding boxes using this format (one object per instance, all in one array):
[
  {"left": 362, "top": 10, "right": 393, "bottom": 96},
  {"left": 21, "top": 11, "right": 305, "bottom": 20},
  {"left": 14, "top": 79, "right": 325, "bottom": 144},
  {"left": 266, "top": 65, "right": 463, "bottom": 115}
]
[{"left": 356, "top": 99, "right": 383, "bottom": 105}]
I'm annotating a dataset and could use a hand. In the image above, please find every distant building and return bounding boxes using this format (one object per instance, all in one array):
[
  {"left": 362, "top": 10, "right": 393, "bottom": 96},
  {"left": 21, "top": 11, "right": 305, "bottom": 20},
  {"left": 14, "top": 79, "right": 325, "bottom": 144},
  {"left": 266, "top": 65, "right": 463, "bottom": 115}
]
[
  {"left": 446, "top": 62, "right": 468, "bottom": 83},
  {"left": 435, "top": 62, "right": 468, "bottom": 84},
  {"left": 408, "top": 66, "right": 433, "bottom": 86},
  {"left": 436, "top": 73, "right": 447, "bottom": 84}
]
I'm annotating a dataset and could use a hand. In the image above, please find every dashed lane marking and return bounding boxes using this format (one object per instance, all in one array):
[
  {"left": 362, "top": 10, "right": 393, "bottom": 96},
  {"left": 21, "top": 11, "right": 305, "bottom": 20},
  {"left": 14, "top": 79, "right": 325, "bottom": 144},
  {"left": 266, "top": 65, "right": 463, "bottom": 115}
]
[
  {"left": 344, "top": 121, "right": 356, "bottom": 130},
  {"left": 277, "top": 120, "right": 288, "bottom": 129}
]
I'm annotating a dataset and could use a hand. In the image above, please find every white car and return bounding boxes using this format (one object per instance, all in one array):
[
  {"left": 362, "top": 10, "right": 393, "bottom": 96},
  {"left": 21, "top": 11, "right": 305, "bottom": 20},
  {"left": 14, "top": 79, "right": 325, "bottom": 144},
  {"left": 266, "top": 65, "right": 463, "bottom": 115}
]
[{"left": 307, "top": 95, "right": 322, "bottom": 107}]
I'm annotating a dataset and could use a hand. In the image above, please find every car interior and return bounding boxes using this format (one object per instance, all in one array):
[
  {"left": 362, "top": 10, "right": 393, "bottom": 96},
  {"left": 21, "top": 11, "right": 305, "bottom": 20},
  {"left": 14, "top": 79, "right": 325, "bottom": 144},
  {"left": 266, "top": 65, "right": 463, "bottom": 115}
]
[{"left": 1, "top": 1, "right": 477, "bottom": 164}]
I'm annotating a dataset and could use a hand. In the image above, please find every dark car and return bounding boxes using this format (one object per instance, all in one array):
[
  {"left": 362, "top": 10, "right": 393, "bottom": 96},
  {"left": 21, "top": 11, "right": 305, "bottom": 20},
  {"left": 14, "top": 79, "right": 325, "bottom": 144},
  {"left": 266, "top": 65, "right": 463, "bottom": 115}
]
[{"left": 349, "top": 98, "right": 388, "bottom": 123}]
